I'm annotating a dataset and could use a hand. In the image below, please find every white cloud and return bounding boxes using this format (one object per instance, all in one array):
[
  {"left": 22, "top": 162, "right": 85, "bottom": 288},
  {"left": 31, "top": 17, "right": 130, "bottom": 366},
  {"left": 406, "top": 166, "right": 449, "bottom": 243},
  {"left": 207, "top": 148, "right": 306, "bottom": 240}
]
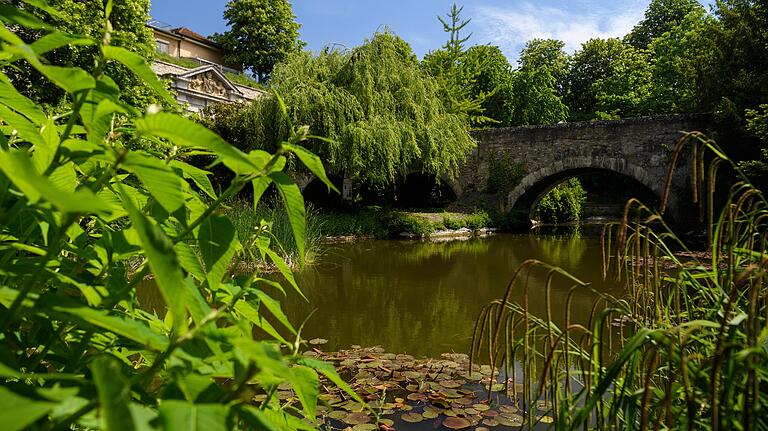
[{"left": 472, "top": 1, "right": 646, "bottom": 64}]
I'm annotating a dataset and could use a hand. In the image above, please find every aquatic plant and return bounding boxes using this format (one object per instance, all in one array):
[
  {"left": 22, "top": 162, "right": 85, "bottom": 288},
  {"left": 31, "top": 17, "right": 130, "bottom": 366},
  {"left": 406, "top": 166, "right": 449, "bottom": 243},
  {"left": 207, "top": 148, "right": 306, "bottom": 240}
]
[{"left": 472, "top": 131, "right": 768, "bottom": 429}]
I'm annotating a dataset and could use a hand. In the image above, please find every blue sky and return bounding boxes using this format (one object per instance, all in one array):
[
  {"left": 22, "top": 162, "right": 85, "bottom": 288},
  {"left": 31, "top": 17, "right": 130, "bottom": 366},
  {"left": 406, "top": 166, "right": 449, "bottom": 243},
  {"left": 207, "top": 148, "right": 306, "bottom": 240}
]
[{"left": 150, "top": 1, "right": 715, "bottom": 64}]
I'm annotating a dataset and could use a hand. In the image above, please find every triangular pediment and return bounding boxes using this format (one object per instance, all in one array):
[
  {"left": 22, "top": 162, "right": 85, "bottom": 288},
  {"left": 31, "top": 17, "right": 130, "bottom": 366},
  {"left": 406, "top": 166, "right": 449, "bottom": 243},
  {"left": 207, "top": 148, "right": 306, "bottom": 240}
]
[{"left": 179, "top": 66, "right": 242, "bottom": 96}]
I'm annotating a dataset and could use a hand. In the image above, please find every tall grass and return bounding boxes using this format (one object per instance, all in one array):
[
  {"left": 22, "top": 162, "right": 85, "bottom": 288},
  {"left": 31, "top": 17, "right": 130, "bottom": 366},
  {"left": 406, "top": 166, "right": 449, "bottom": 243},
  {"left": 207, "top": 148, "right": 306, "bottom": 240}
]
[
  {"left": 471, "top": 132, "right": 768, "bottom": 429},
  {"left": 227, "top": 198, "right": 325, "bottom": 267}
]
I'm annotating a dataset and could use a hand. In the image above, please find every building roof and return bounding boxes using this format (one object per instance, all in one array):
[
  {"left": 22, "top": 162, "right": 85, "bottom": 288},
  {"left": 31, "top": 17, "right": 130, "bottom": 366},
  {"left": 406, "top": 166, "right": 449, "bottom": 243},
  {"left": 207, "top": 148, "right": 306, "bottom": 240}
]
[{"left": 148, "top": 22, "right": 221, "bottom": 49}]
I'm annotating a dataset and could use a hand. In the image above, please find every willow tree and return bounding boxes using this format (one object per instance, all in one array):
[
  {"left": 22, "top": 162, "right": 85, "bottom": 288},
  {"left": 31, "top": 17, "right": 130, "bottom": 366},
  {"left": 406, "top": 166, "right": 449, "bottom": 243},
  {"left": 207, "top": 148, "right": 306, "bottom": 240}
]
[{"left": 207, "top": 32, "right": 475, "bottom": 187}]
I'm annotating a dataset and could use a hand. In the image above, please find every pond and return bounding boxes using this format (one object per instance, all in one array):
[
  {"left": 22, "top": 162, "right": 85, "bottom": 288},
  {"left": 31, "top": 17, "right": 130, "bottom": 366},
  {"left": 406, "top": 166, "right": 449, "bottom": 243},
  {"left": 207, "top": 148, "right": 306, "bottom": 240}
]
[{"left": 282, "top": 227, "right": 624, "bottom": 358}]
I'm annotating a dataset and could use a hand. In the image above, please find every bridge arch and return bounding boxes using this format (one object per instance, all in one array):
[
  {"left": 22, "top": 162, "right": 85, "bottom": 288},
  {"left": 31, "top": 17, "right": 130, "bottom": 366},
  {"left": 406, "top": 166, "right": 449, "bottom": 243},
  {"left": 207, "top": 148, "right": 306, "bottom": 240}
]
[{"left": 507, "top": 157, "right": 666, "bottom": 220}]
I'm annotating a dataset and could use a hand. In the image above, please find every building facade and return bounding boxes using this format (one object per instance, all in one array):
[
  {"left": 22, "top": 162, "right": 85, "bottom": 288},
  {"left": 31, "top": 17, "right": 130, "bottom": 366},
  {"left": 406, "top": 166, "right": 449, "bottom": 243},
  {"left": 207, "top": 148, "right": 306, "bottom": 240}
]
[{"left": 148, "top": 22, "right": 266, "bottom": 112}]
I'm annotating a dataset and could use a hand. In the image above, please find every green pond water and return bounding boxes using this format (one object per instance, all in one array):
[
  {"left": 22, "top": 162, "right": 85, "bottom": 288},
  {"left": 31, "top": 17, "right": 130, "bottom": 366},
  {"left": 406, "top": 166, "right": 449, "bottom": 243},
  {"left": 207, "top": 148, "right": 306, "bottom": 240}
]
[{"left": 281, "top": 228, "right": 623, "bottom": 358}]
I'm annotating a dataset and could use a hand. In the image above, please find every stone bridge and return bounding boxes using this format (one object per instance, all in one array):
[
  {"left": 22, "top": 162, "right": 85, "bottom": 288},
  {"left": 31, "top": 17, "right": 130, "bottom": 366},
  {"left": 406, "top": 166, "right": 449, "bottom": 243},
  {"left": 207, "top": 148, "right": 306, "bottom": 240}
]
[{"left": 452, "top": 114, "right": 715, "bottom": 223}]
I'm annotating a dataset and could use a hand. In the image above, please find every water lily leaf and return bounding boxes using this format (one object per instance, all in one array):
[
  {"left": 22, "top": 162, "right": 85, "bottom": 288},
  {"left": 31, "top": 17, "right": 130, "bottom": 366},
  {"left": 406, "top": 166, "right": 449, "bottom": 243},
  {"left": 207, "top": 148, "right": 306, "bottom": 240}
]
[
  {"left": 406, "top": 392, "right": 426, "bottom": 402},
  {"left": 401, "top": 412, "right": 423, "bottom": 423},
  {"left": 537, "top": 415, "right": 554, "bottom": 424},
  {"left": 482, "top": 419, "right": 499, "bottom": 427},
  {"left": 443, "top": 417, "right": 472, "bottom": 429},
  {"left": 309, "top": 338, "right": 328, "bottom": 345},
  {"left": 343, "top": 412, "right": 370, "bottom": 425},
  {"left": 328, "top": 410, "right": 347, "bottom": 420},
  {"left": 440, "top": 380, "right": 462, "bottom": 389},
  {"left": 352, "top": 424, "right": 377, "bottom": 431},
  {"left": 475, "top": 427, "right": 490, "bottom": 431},
  {"left": 496, "top": 414, "right": 523, "bottom": 427},
  {"left": 423, "top": 410, "right": 439, "bottom": 419},
  {"left": 472, "top": 404, "right": 490, "bottom": 412},
  {"left": 378, "top": 419, "right": 394, "bottom": 427}
]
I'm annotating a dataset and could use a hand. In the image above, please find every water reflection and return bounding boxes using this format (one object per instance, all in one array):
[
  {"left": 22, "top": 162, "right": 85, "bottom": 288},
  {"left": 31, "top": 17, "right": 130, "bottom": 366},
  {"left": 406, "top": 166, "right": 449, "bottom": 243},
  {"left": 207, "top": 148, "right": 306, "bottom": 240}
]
[{"left": 283, "top": 229, "right": 623, "bottom": 357}]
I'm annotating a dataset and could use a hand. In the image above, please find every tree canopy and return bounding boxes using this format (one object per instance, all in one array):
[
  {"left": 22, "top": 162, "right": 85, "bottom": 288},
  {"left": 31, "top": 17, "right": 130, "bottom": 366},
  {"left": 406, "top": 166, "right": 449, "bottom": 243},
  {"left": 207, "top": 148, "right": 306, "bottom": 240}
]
[
  {"left": 205, "top": 32, "right": 475, "bottom": 187},
  {"left": 625, "top": 0, "right": 704, "bottom": 49},
  {"left": 212, "top": 0, "right": 304, "bottom": 82},
  {"left": 8, "top": 0, "right": 157, "bottom": 107}
]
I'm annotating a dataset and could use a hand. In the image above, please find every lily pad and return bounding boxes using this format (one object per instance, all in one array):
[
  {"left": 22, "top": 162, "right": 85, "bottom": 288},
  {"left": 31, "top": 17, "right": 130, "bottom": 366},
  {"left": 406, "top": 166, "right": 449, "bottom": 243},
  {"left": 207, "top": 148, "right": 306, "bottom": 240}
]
[
  {"left": 443, "top": 417, "right": 472, "bottom": 430},
  {"left": 472, "top": 404, "right": 490, "bottom": 412},
  {"left": 378, "top": 419, "right": 394, "bottom": 427},
  {"left": 344, "top": 412, "right": 371, "bottom": 425},
  {"left": 496, "top": 414, "right": 523, "bottom": 427},
  {"left": 353, "top": 424, "right": 377, "bottom": 431},
  {"left": 440, "top": 380, "right": 463, "bottom": 389},
  {"left": 423, "top": 410, "right": 439, "bottom": 419},
  {"left": 475, "top": 427, "right": 490, "bottom": 431},
  {"left": 401, "top": 412, "right": 424, "bottom": 423},
  {"left": 537, "top": 415, "right": 554, "bottom": 424},
  {"left": 482, "top": 419, "right": 499, "bottom": 427},
  {"left": 309, "top": 338, "right": 328, "bottom": 345}
]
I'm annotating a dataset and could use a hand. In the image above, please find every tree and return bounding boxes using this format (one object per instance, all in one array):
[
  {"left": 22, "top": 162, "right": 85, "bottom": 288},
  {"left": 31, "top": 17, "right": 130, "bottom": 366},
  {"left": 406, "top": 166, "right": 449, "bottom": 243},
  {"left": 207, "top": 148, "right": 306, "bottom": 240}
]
[
  {"left": 565, "top": 38, "right": 627, "bottom": 120},
  {"left": 205, "top": 32, "right": 476, "bottom": 187},
  {"left": 212, "top": 0, "right": 304, "bottom": 82},
  {"left": 647, "top": 9, "right": 719, "bottom": 113},
  {"left": 421, "top": 3, "right": 498, "bottom": 127},
  {"left": 7, "top": 0, "right": 158, "bottom": 107},
  {"left": 592, "top": 44, "right": 654, "bottom": 118},
  {"left": 507, "top": 39, "right": 569, "bottom": 126},
  {"left": 625, "top": 0, "right": 704, "bottom": 49}
]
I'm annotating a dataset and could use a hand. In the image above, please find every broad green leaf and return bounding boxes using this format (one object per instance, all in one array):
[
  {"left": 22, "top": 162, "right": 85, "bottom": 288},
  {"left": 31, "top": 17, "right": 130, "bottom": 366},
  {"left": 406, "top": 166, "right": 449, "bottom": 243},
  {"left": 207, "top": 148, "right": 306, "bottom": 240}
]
[
  {"left": 289, "top": 365, "right": 319, "bottom": 420},
  {"left": 28, "top": 31, "right": 93, "bottom": 56},
  {"left": 102, "top": 46, "right": 175, "bottom": 106},
  {"left": 36, "top": 64, "right": 95, "bottom": 94},
  {"left": 182, "top": 277, "right": 212, "bottom": 325},
  {"left": 92, "top": 356, "right": 136, "bottom": 431},
  {"left": 0, "top": 149, "right": 111, "bottom": 214},
  {"left": 0, "top": 386, "right": 55, "bottom": 431},
  {"left": 197, "top": 215, "right": 238, "bottom": 290},
  {"left": 0, "top": 4, "right": 49, "bottom": 29},
  {"left": 51, "top": 304, "right": 169, "bottom": 350},
  {"left": 158, "top": 401, "right": 228, "bottom": 431},
  {"left": 254, "top": 290, "right": 296, "bottom": 335},
  {"left": 134, "top": 113, "right": 259, "bottom": 175},
  {"left": 296, "top": 357, "right": 366, "bottom": 406},
  {"left": 265, "top": 246, "right": 305, "bottom": 301},
  {"left": 174, "top": 242, "right": 206, "bottom": 282},
  {"left": 269, "top": 171, "right": 305, "bottom": 264},
  {"left": 252, "top": 176, "right": 272, "bottom": 208},
  {"left": 233, "top": 299, "right": 290, "bottom": 346},
  {"left": 0, "top": 74, "right": 47, "bottom": 125},
  {"left": 282, "top": 143, "right": 339, "bottom": 193},
  {"left": 0, "top": 103, "right": 47, "bottom": 148},
  {"left": 170, "top": 160, "right": 217, "bottom": 200},
  {"left": 249, "top": 406, "right": 315, "bottom": 431},
  {"left": 119, "top": 185, "right": 187, "bottom": 334},
  {"left": 124, "top": 152, "right": 184, "bottom": 213},
  {"left": 237, "top": 406, "right": 282, "bottom": 431}
]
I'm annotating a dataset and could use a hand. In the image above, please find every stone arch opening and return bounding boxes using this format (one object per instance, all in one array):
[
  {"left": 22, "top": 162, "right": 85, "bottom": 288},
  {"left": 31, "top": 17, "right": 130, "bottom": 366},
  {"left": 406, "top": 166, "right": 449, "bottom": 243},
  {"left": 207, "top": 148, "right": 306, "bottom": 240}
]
[
  {"left": 393, "top": 173, "right": 458, "bottom": 209},
  {"left": 302, "top": 176, "right": 345, "bottom": 209},
  {"left": 507, "top": 159, "right": 664, "bottom": 222}
]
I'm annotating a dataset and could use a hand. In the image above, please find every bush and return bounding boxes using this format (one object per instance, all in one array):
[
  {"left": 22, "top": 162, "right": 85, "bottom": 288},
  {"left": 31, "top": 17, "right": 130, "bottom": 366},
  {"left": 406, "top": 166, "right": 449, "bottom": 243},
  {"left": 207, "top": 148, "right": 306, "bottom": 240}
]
[
  {"left": 534, "top": 178, "right": 587, "bottom": 223},
  {"left": 0, "top": 4, "right": 358, "bottom": 430},
  {"left": 487, "top": 150, "right": 526, "bottom": 194}
]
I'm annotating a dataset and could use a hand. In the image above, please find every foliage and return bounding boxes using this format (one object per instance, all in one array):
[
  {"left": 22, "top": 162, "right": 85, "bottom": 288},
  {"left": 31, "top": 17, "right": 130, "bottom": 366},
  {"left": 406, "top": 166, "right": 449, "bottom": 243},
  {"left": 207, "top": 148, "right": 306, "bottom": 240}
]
[
  {"left": 534, "top": 178, "right": 586, "bottom": 223},
  {"left": 565, "top": 38, "right": 628, "bottom": 121},
  {"left": 647, "top": 9, "right": 719, "bottom": 113},
  {"left": 226, "top": 198, "right": 325, "bottom": 266},
  {"left": 212, "top": 0, "right": 304, "bottom": 83},
  {"left": 7, "top": 0, "right": 159, "bottom": 108},
  {"left": 421, "top": 3, "right": 503, "bottom": 127},
  {"left": 0, "top": 4, "right": 357, "bottom": 430},
  {"left": 316, "top": 207, "right": 390, "bottom": 238},
  {"left": 473, "top": 133, "right": 768, "bottom": 429},
  {"left": 625, "top": 0, "right": 704, "bottom": 49},
  {"left": 592, "top": 43, "right": 654, "bottom": 118},
  {"left": 486, "top": 150, "right": 525, "bottom": 195},
  {"left": 506, "top": 39, "right": 569, "bottom": 126},
  {"left": 205, "top": 32, "right": 476, "bottom": 188}
]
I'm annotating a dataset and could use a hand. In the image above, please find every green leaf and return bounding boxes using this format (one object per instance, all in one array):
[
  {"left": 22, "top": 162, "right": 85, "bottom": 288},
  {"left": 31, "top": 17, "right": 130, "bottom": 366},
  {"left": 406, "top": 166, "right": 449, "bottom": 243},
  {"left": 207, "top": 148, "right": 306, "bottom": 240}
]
[
  {"left": 264, "top": 248, "right": 305, "bottom": 301},
  {"left": 234, "top": 299, "right": 290, "bottom": 346},
  {"left": 102, "top": 46, "right": 175, "bottom": 106},
  {"left": 170, "top": 160, "right": 217, "bottom": 200},
  {"left": 0, "top": 74, "right": 47, "bottom": 125},
  {"left": 0, "top": 386, "right": 55, "bottom": 431},
  {"left": 51, "top": 304, "right": 169, "bottom": 350},
  {"left": 124, "top": 152, "right": 185, "bottom": 213},
  {"left": 296, "top": 357, "right": 366, "bottom": 406},
  {"left": 36, "top": 64, "right": 95, "bottom": 94},
  {"left": 289, "top": 365, "right": 319, "bottom": 420},
  {"left": 254, "top": 290, "right": 296, "bottom": 335},
  {"left": 92, "top": 356, "right": 136, "bottom": 431},
  {"left": 197, "top": 215, "right": 238, "bottom": 290},
  {"left": 0, "top": 149, "right": 111, "bottom": 214},
  {"left": 28, "top": 31, "right": 93, "bottom": 56},
  {"left": 0, "top": 4, "right": 49, "bottom": 29},
  {"left": 119, "top": 185, "right": 187, "bottom": 334},
  {"left": 134, "top": 113, "right": 259, "bottom": 175},
  {"left": 282, "top": 143, "right": 339, "bottom": 193},
  {"left": 159, "top": 401, "right": 228, "bottom": 431},
  {"left": 269, "top": 171, "right": 305, "bottom": 264},
  {"left": 175, "top": 242, "right": 206, "bottom": 283}
]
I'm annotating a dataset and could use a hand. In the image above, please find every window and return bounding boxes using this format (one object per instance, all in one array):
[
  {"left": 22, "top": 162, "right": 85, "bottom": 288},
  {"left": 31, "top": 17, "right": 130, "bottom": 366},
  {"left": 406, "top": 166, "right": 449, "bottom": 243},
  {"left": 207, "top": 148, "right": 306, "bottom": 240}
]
[{"left": 156, "top": 39, "right": 170, "bottom": 55}]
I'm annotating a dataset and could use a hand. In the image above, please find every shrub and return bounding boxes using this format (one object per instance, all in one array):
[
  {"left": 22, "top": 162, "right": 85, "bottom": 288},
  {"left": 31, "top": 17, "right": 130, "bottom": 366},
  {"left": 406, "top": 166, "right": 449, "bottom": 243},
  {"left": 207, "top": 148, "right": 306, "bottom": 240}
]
[
  {"left": 0, "top": 4, "right": 357, "bottom": 430},
  {"left": 534, "top": 178, "right": 587, "bottom": 223}
]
